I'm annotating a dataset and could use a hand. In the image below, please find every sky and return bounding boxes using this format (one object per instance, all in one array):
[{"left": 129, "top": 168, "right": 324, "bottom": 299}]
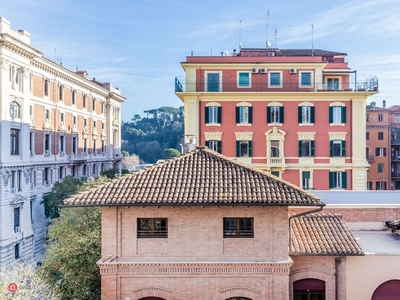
[{"left": 1, "top": 0, "right": 399, "bottom": 121}]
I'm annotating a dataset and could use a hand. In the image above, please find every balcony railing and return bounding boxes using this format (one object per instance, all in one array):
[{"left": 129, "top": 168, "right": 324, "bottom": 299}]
[{"left": 175, "top": 76, "right": 379, "bottom": 93}]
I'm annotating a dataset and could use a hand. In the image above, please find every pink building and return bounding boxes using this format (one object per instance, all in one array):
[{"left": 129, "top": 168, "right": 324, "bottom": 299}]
[
  {"left": 64, "top": 148, "right": 363, "bottom": 300},
  {"left": 176, "top": 48, "right": 379, "bottom": 190}
]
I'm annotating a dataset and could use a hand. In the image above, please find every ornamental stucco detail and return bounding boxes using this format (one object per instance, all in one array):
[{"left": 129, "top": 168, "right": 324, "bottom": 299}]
[{"left": 2, "top": 168, "right": 11, "bottom": 186}]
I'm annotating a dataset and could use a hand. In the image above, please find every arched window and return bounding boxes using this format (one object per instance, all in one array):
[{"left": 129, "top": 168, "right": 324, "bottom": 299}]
[
  {"left": 10, "top": 101, "right": 20, "bottom": 118},
  {"left": 294, "top": 278, "right": 325, "bottom": 300},
  {"left": 372, "top": 279, "right": 400, "bottom": 299},
  {"left": 226, "top": 298, "right": 252, "bottom": 300},
  {"left": 139, "top": 297, "right": 165, "bottom": 300}
]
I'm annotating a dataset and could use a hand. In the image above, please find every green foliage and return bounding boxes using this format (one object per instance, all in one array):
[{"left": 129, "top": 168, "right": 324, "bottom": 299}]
[
  {"left": 122, "top": 106, "right": 184, "bottom": 163},
  {"left": 121, "top": 150, "right": 130, "bottom": 157},
  {"left": 100, "top": 168, "right": 118, "bottom": 179},
  {"left": 161, "top": 148, "right": 181, "bottom": 159},
  {"left": 42, "top": 176, "right": 83, "bottom": 219},
  {"left": 41, "top": 207, "right": 101, "bottom": 300},
  {"left": 121, "top": 168, "right": 129, "bottom": 174},
  {"left": 0, "top": 263, "right": 60, "bottom": 300}
]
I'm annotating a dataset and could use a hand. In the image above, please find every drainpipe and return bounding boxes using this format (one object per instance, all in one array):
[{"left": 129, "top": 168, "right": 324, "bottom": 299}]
[
  {"left": 335, "top": 257, "right": 342, "bottom": 300},
  {"left": 288, "top": 204, "right": 325, "bottom": 252}
]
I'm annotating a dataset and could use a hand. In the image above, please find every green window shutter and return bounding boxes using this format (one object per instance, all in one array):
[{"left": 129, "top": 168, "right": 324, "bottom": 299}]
[
  {"left": 329, "top": 172, "right": 334, "bottom": 188},
  {"left": 217, "top": 141, "right": 222, "bottom": 154},
  {"left": 217, "top": 107, "right": 222, "bottom": 123},
  {"left": 298, "top": 140, "right": 303, "bottom": 157},
  {"left": 310, "top": 107, "right": 315, "bottom": 123},
  {"left": 341, "top": 140, "right": 346, "bottom": 157},
  {"left": 205, "top": 141, "right": 209, "bottom": 148},
  {"left": 248, "top": 141, "right": 252, "bottom": 157},
  {"left": 311, "top": 140, "right": 315, "bottom": 156},
  {"left": 236, "top": 107, "right": 240, "bottom": 123},
  {"left": 330, "top": 140, "right": 333, "bottom": 157},
  {"left": 205, "top": 107, "right": 209, "bottom": 124},
  {"left": 236, "top": 141, "right": 240, "bottom": 157},
  {"left": 303, "top": 171, "right": 310, "bottom": 179},
  {"left": 342, "top": 172, "right": 347, "bottom": 189},
  {"left": 267, "top": 107, "right": 271, "bottom": 123},
  {"left": 248, "top": 107, "right": 253, "bottom": 124},
  {"left": 280, "top": 107, "right": 284, "bottom": 123},
  {"left": 329, "top": 107, "right": 333, "bottom": 123},
  {"left": 298, "top": 106, "right": 302, "bottom": 123},
  {"left": 341, "top": 107, "right": 346, "bottom": 123}
]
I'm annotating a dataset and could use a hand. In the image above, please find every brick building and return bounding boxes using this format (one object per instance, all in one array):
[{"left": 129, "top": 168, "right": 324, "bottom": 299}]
[
  {"left": 64, "top": 148, "right": 363, "bottom": 300},
  {"left": 0, "top": 17, "right": 125, "bottom": 270},
  {"left": 175, "top": 47, "right": 378, "bottom": 190}
]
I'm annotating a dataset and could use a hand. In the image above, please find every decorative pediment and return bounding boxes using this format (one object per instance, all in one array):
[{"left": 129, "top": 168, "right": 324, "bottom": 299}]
[
  {"left": 265, "top": 127, "right": 287, "bottom": 137},
  {"left": 10, "top": 195, "right": 26, "bottom": 207}
]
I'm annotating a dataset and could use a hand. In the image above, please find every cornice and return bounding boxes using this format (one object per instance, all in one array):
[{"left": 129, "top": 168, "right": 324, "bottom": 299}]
[{"left": 0, "top": 33, "right": 42, "bottom": 59}]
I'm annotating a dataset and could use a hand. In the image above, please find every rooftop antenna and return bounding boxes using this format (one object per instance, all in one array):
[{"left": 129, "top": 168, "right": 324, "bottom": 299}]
[
  {"left": 266, "top": 10, "right": 269, "bottom": 48},
  {"left": 225, "top": 49, "right": 230, "bottom": 56},
  {"left": 274, "top": 29, "right": 278, "bottom": 48},
  {"left": 239, "top": 20, "right": 242, "bottom": 49},
  {"left": 311, "top": 24, "right": 314, "bottom": 56}
]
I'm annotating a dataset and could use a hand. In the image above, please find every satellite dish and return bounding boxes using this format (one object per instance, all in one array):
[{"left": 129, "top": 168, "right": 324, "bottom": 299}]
[
  {"left": 267, "top": 41, "right": 272, "bottom": 48},
  {"left": 239, "top": 42, "right": 243, "bottom": 48},
  {"left": 225, "top": 49, "right": 230, "bottom": 56}
]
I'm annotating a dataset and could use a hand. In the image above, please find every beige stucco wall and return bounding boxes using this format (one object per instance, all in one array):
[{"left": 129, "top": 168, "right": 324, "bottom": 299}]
[{"left": 347, "top": 254, "right": 400, "bottom": 299}]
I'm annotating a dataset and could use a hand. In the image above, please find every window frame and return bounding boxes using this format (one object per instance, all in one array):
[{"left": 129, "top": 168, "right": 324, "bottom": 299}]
[
  {"left": 298, "top": 140, "right": 315, "bottom": 157},
  {"left": 137, "top": 218, "right": 168, "bottom": 238},
  {"left": 298, "top": 106, "right": 315, "bottom": 124},
  {"left": 329, "top": 171, "right": 347, "bottom": 189},
  {"left": 236, "top": 140, "right": 252, "bottom": 157},
  {"left": 378, "top": 132, "right": 384, "bottom": 140},
  {"left": 376, "top": 147, "right": 387, "bottom": 157},
  {"left": 236, "top": 106, "right": 252, "bottom": 124},
  {"left": 10, "top": 128, "right": 20, "bottom": 155},
  {"left": 267, "top": 106, "right": 284, "bottom": 124},
  {"left": 205, "top": 106, "right": 221, "bottom": 124},
  {"left": 299, "top": 71, "right": 313, "bottom": 87},
  {"left": 206, "top": 140, "right": 222, "bottom": 153},
  {"left": 223, "top": 218, "right": 254, "bottom": 238},
  {"left": 330, "top": 106, "right": 346, "bottom": 124},
  {"left": 205, "top": 71, "right": 222, "bottom": 92},
  {"left": 330, "top": 140, "right": 346, "bottom": 157},
  {"left": 10, "top": 101, "right": 21, "bottom": 119}
]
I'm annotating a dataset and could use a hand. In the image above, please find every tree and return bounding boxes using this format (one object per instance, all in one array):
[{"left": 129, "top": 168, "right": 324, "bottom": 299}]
[
  {"left": 0, "top": 263, "right": 60, "bottom": 300},
  {"left": 41, "top": 207, "right": 101, "bottom": 300},
  {"left": 122, "top": 153, "right": 140, "bottom": 171},
  {"left": 161, "top": 148, "right": 181, "bottom": 159}
]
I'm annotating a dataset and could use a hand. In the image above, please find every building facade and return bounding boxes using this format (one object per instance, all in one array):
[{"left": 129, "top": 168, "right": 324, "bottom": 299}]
[
  {"left": 175, "top": 47, "right": 378, "bottom": 190},
  {"left": 0, "top": 17, "right": 125, "bottom": 271}
]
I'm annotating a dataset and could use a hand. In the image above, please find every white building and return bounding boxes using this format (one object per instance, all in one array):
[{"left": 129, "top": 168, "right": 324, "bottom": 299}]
[{"left": 0, "top": 17, "right": 125, "bottom": 271}]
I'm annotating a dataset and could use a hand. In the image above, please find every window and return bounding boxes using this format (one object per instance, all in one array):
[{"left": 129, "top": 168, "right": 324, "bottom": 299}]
[
  {"left": 329, "top": 106, "right": 346, "bottom": 124},
  {"left": 44, "top": 79, "right": 49, "bottom": 96},
  {"left": 378, "top": 132, "right": 384, "bottom": 140},
  {"left": 329, "top": 171, "right": 347, "bottom": 189},
  {"left": 60, "top": 113, "right": 64, "bottom": 125},
  {"left": 300, "top": 72, "right": 312, "bottom": 87},
  {"left": 84, "top": 118, "right": 87, "bottom": 128},
  {"left": 327, "top": 78, "right": 339, "bottom": 90},
  {"left": 59, "top": 135, "right": 65, "bottom": 154},
  {"left": 302, "top": 171, "right": 311, "bottom": 190},
  {"left": 93, "top": 140, "right": 97, "bottom": 155},
  {"left": 44, "top": 168, "right": 50, "bottom": 185},
  {"left": 59, "top": 85, "right": 64, "bottom": 101},
  {"left": 44, "top": 134, "right": 50, "bottom": 155},
  {"left": 73, "top": 116, "right": 77, "bottom": 127},
  {"left": 238, "top": 72, "right": 250, "bottom": 87},
  {"left": 367, "top": 114, "right": 370, "bottom": 122},
  {"left": 223, "top": 218, "right": 254, "bottom": 238},
  {"left": 206, "top": 72, "right": 221, "bottom": 92},
  {"left": 330, "top": 140, "right": 346, "bottom": 157},
  {"left": 376, "top": 181, "right": 386, "bottom": 190},
  {"left": 14, "top": 207, "right": 20, "bottom": 232},
  {"left": 376, "top": 147, "right": 387, "bottom": 157},
  {"left": 71, "top": 90, "right": 76, "bottom": 105},
  {"left": 59, "top": 167, "right": 64, "bottom": 180},
  {"left": 72, "top": 136, "right": 78, "bottom": 154},
  {"left": 267, "top": 106, "right": 284, "bottom": 124},
  {"left": 15, "top": 243, "right": 20, "bottom": 260},
  {"left": 83, "top": 95, "right": 87, "bottom": 108},
  {"left": 206, "top": 140, "right": 221, "bottom": 153},
  {"left": 92, "top": 99, "right": 96, "bottom": 111},
  {"left": 378, "top": 163, "right": 384, "bottom": 173},
  {"left": 205, "top": 106, "right": 221, "bottom": 124},
  {"left": 294, "top": 279, "right": 325, "bottom": 300},
  {"left": 10, "top": 129, "right": 20, "bottom": 155},
  {"left": 270, "top": 140, "right": 280, "bottom": 157},
  {"left": 269, "top": 72, "right": 281, "bottom": 87},
  {"left": 10, "top": 101, "right": 20, "bottom": 118},
  {"left": 101, "top": 140, "right": 105, "bottom": 154},
  {"left": 45, "top": 109, "right": 50, "bottom": 122},
  {"left": 271, "top": 171, "right": 280, "bottom": 177},
  {"left": 367, "top": 181, "right": 372, "bottom": 190},
  {"left": 378, "top": 114, "right": 383, "bottom": 122},
  {"left": 236, "top": 106, "right": 252, "bottom": 124},
  {"left": 11, "top": 170, "right": 21, "bottom": 192},
  {"left": 298, "top": 140, "right": 314, "bottom": 157},
  {"left": 29, "top": 131, "right": 34, "bottom": 155},
  {"left": 298, "top": 106, "right": 314, "bottom": 124},
  {"left": 137, "top": 218, "right": 167, "bottom": 238},
  {"left": 236, "top": 140, "right": 252, "bottom": 157},
  {"left": 396, "top": 115, "right": 400, "bottom": 123},
  {"left": 93, "top": 120, "right": 97, "bottom": 129},
  {"left": 83, "top": 138, "right": 87, "bottom": 153},
  {"left": 366, "top": 132, "right": 370, "bottom": 140}
]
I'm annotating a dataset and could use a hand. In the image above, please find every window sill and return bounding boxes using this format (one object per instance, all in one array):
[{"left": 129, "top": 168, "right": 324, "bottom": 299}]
[
  {"left": 206, "top": 123, "right": 221, "bottom": 127},
  {"left": 330, "top": 123, "right": 345, "bottom": 126},
  {"left": 299, "top": 123, "right": 314, "bottom": 126},
  {"left": 267, "top": 123, "right": 282, "bottom": 126},
  {"left": 237, "top": 123, "right": 252, "bottom": 126}
]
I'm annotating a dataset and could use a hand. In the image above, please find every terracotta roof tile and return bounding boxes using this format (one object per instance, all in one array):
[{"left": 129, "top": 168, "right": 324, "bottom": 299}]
[
  {"left": 63, "top": 148, "right": 323, "bottom": 207},
  {"left": 291, "top": 213, "right": 363, "bottom": 256}
]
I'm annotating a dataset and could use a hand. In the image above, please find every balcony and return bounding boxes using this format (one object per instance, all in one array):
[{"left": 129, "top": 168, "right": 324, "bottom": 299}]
[
  {"left": 267, "top": 157, "right": 286, "bottom": 168},
  {"left": 367, "top": 154, "right": 374, "bottom": 163},
  {"left": 68, "top": 153, "right": 87, "bottom": 164},
  {"left": 175, "top": 75, "right": 379, "bottom": 93}
]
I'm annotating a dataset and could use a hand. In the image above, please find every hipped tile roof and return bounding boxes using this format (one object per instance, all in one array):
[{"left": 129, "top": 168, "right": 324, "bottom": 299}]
[
  {"left": 291, "top": 213, "right": 363, "bottom": 256},
  {"left": 63, "top": 148, "right": 323, "bottom": 207}
]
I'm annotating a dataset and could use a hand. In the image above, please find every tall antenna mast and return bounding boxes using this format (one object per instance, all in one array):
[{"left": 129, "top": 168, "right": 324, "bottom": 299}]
[
  {"left": 266, "top": 10, "right": 269, "bottom": 48},
  {"left": 274, "top": 29, "right": 278, "bottom": 48},
  {"left": 311, "top": 24, "right": 314, "bottom": 56},
  {"left": 239, "top": 20, "right": 242, "bottom": 49}
]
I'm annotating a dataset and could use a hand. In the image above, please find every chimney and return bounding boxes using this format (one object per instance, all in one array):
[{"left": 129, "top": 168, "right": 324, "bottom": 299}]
[
  {"left": 75, "top": 71, "right": 88, "bottom": 79},
  {"left": 233, "top": 49, "right": 237, "bottom": 56},
  {"left": 383, "top": 99, "right": 386, "bottom": 109}
]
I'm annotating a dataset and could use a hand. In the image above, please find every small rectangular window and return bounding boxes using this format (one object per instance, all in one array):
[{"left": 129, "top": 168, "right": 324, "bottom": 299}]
[
  {"left": 378, "top": 163, "right": 384, "bottom": 173},
  {"left": 269, "top": 72, "right": 281, "bottom": 87},
  {"left": 376, "top": 181, "right": 386, "bottom": 190},
  {"left": 238, "top": 72, "right": 250, "bottom": 87},
  {"left": 206, "top": 72, "right": 221, "bottom": 92},
  {"left": 206, "top": 140, "right": 221, "bottom": 153},
  {"left": 376, "top": 147, "right": 387, "bottom": 157},
  {"left": 223, "top": 218, "right": 254, "bottom": 238},
  {"left": 14, "top": 207, "right": 20, "bottom": 231},
  {"left": 206, "top": 106, "right": 221, "bottom": 124},
  {"left": 137, "top": 218, "right": 168, "bottom": 238},
  {"left": 378, "top": 114, "right": 383, "bottom": 122},
  {"left": 302, "top": 171, "right": 311, "bottom": 190},
  {"left": 236, "top": 140, "right": 252, "bottom": 157},
  {"left": 378, "top": 132, "right": 384, "bottom": 140},
  {"left": 10, "top": 129, "right": 20, "bottom": 155},
  {"left": 15, "top": 243, "right": 20, "bottom": 259},
  {"left": 366, "top": 132, "right": 369, "bottom": 140},
  {"left": 300, "top": 72, "right": 312, "bottom": 87}
]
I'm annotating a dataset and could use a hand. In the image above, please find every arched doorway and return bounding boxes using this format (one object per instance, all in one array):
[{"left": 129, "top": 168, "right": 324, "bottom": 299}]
[
  {"left": 293, "top": 278, "right": 325, "bottom": 300},
  {"left": 372, "top": 279, "right": 400, "bottom": 300},
  {"left": 139, "top": 297, "right": 165, "bottom": 300}
]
